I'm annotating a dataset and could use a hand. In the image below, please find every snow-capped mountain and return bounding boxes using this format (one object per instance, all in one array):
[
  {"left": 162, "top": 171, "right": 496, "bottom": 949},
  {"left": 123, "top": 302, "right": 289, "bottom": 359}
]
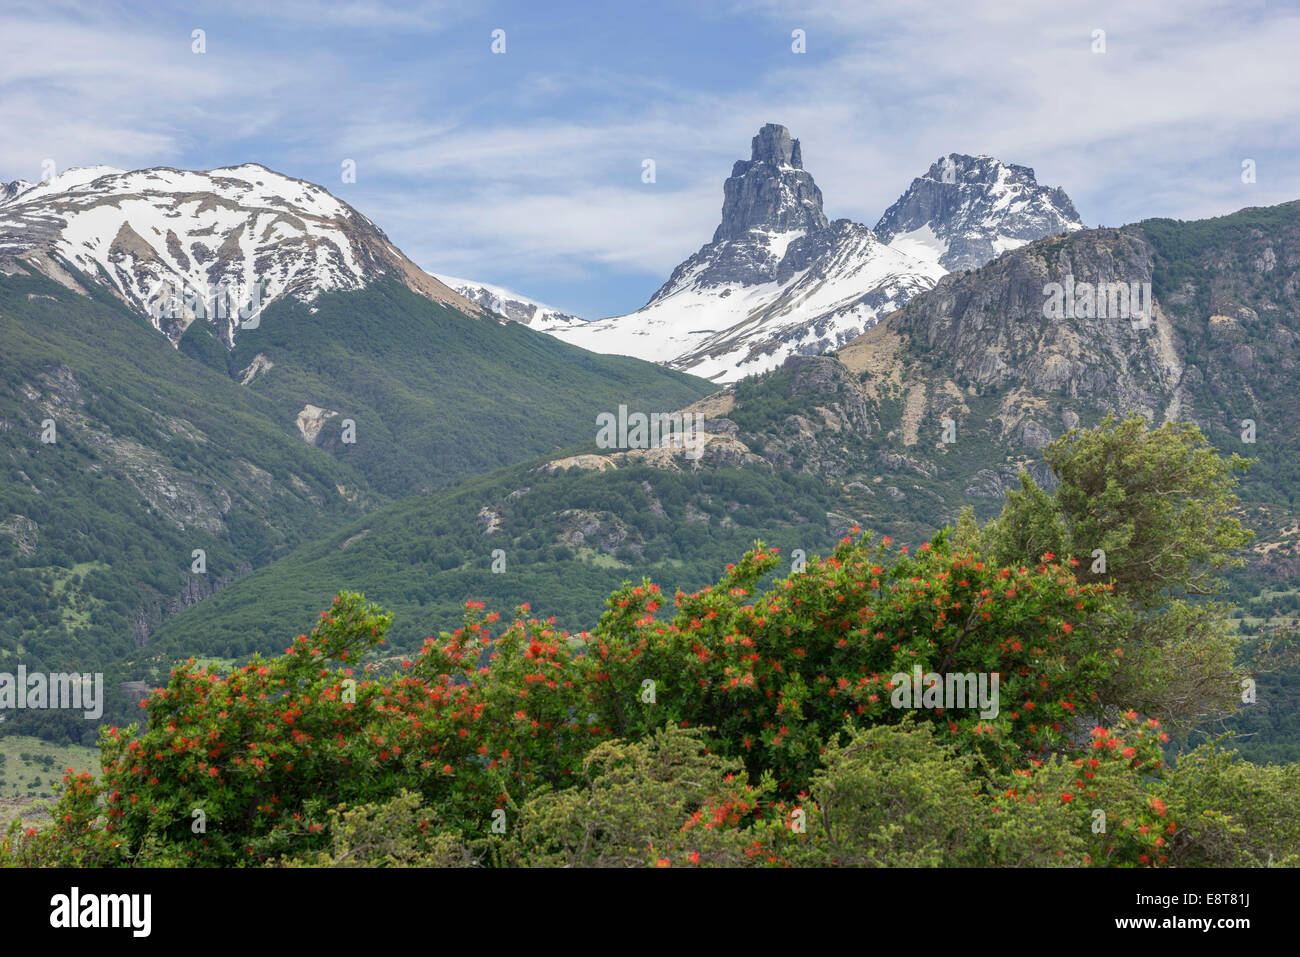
[
  {"left": 1, "top": 179, "right": 33, "bottom": 204},
  {"left": 526, "top": 128, "right": 1086, "bottom": 382},
  {"left": 544, "top": 124, "right": 947, "bottom": 382},
  {"left": 431, "top": 273, "right": 585, "bottom": 329},
  {"left": 0, "top": 164, "right": 480, "bottom": 345},
  {"left": 875, "top": 153, "right": 1083, "bottom": 271}
]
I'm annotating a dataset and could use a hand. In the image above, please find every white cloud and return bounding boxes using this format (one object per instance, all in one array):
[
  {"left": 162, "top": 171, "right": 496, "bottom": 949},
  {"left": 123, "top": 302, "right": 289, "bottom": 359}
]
[
  {"left": 364, "top": 181, "right": 720, "bottom": 286},
  {"left": 201, "top": 0, "right": 463, "bottom": 30},
  {"left": 0, "top": 9, "right": 315, "bottom": 176}
]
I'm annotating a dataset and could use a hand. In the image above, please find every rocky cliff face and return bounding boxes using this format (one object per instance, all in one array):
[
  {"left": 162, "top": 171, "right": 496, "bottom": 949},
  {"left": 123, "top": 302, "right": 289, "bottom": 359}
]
[
  {"left": 849, "top": 203, "right": 1300, "bottom": 451},
  {"left": 864, "top": 227, "right": 1182, "bottom": 443},
  {"left": 712, "top": 124, "right": 827, "bottom": 242}
]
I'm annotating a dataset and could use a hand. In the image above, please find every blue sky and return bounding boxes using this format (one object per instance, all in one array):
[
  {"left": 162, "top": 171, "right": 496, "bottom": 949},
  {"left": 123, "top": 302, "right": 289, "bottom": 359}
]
[{"left": 3, "top": 0, "right": 1299, "bottom": 318}]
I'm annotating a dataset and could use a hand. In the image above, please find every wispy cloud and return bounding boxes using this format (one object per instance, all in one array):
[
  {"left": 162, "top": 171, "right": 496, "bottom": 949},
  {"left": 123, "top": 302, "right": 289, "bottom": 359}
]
[{"left": 204, "top": 0, "right": 464, "bottom": 31}]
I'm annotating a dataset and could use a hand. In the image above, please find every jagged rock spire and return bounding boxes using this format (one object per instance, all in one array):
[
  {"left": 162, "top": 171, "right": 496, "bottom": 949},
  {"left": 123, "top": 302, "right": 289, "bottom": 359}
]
[
  {"left": 713, "top": 124, "right": 827, "bottom": 243},
  {"left": 750, "top": 123, "right": 802, "bottom": 169}
]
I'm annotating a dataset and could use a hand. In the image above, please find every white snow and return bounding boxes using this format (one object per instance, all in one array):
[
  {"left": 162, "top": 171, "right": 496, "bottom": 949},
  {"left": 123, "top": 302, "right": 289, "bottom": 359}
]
[
  {"left": 545, "top": 226, "right": 944, "bottom": 382},
  {"left": 431, "top": 272, "right": 585, "bottom": 328},
  {"left": 763, "top": 228, "right": 805, "bottom": 262},
  {"left": 4, "top": 166, "right": 125, "bottom": 206},
  {"left": 0, "top": 163, "right": 395, "bottom": 346},
  {"left": 991, "top": 234, "right": 1023, "bottom": 256},
  {"left": 885, "top": 224, "right": 949, "bottom": 270}
]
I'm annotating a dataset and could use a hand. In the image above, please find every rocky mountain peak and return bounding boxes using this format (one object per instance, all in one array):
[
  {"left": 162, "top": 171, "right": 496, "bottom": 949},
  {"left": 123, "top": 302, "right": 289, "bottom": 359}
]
[
  {"left": 548, "top": 124, "right": 944, "bottom": 382},
  {"left": 750, "top": 123, "right": 803, "bottom": 169},
  {"left": 542, "top": 131, "right": 1085, "bottom": 384},
  {"left": 713, "top": 124, "right": 827, "bottom": 242},
  {"left": 875, "top": 152, "right": 1084, "bottom": 271}
]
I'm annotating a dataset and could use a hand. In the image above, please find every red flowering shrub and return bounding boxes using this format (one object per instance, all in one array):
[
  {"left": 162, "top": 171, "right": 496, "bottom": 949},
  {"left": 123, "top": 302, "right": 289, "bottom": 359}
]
[
  {"left": 8, "top": 529, "right": 1292, "bottom": 868},
  {"left": 575, "top": 530, "right": 1116, "bottom": 794},
  {"left": 985, "top": 714, "right": 1176, "bottom": 867}
]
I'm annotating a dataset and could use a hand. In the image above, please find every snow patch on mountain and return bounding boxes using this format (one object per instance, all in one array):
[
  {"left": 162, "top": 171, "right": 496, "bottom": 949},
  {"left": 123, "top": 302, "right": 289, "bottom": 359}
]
[
  {"left": 0, "top": 164, "right": 481, "bottom": 346},
  {"left": 875, "top": 153, "right": 1083, "bottom": 271},
  {"left": 882, "top": 223, "right": 948, "bottom": 270},
  {"left": 431, "top": 273, "right": 585, "bottom": 328}
]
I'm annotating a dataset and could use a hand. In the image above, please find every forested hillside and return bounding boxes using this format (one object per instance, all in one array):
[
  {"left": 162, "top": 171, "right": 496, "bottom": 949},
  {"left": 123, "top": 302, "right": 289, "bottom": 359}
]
[{"left": 0, "top": 271, "right": 710, "bottom": 742}]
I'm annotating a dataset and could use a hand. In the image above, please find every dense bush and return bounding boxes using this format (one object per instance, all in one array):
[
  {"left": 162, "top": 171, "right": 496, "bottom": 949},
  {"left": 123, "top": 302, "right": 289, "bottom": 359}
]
[{"left": 4, "top": 529, "right": 1296, "bottom": 867}]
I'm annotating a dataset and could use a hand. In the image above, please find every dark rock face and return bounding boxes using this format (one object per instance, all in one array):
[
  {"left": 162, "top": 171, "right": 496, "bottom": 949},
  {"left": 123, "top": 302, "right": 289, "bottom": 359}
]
[
  {"left": 0, "top": 180, "right": 32, "bottom": 204},
  {"left": 645, "top": 125, "right": 842, "bottom": 300},
  {"left": 713, "top": 123, "right": 828, "bottom": 243},
  {"left": 129, "top": 560, "right": 252, "bottom": 647},
  {"left": 875, "top": 153, "right": 1083, "bottom": 271},
  {"left": 751, "top": 124, "right": 801, "bottom": 168},
  {"left": 786, "top": 355, "right": 873, "bottom": 435}
]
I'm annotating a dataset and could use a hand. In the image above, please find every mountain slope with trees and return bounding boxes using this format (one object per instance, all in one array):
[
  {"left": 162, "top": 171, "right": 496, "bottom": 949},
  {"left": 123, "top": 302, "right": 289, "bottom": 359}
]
[
  {"left": 0, "top": 269, "right": 711, "bottom": 742},
  {"left": 155, "top": 199, "right": 1300, "bottom": 761}
]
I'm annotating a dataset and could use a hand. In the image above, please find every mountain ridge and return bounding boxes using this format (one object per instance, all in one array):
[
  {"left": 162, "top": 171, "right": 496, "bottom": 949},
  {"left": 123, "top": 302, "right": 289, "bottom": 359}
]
[
  {"left": 530, "top": 125, "right": 1084, "bottom": 381},
  {"left": 0, "top": 163, "right": 483, "bottom": 346}
]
